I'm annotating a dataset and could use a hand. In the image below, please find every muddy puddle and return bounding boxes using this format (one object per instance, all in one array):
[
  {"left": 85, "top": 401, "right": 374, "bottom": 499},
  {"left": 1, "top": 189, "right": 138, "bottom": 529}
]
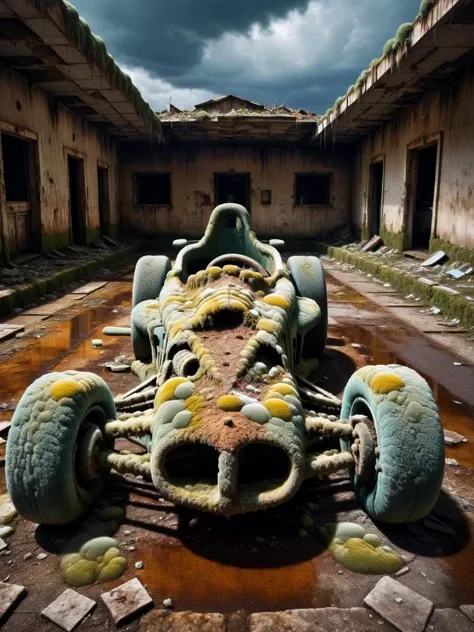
[{"left": 2, "top": 268, "right": 474, "bottom": 618}]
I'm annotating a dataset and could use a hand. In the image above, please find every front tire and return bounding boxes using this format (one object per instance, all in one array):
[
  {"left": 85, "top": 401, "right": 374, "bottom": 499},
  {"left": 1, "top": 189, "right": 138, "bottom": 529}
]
[
  {"left": 6, "top": 371, "right": 115, "bottom": 525},
  {"left": 287, "top": 255, "right": 327, "bottom": 359},
  {"left": 340, "top": 364, "right": 445, "bottom": 523}
]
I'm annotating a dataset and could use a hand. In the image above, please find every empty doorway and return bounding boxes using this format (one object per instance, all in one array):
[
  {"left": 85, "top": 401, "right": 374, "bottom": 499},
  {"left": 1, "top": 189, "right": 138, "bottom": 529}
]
[
  {"left": 1, "top": 132, "right": 39, "bottom": 256},
  {"left": 408, "top": 143, "right": 438, "bottom": 250},
  {"left": 97, "top": 166, "right": 110, "bottom": 235},
  {"left": 214, "top": 173, "right": 250, "bottom": 212},
  {"left": 68, "top": 155, "right": 86, "bottom": 245},
  {"left": 368, "top": 161, "right": 384, "bottom": 236}
]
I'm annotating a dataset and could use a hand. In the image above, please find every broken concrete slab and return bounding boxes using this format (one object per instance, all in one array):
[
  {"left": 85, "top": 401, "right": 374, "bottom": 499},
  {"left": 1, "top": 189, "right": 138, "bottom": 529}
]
[
  {"left": 0, "top": 581, "right": 26, "bottom": 620},
  {"left": 363, "top": 576, "right": 434, "bottom": 632},
  {"left": 140, "top": 610, "right": 226, "bottom": 632},
  {"left": 428, "top": 609, "right": 474, "bottom": 631},
  {"left": 250, "top": 608, "right": 397, "bottom": 632},
  {"left": 41, "top": 588, "right": 96, "bottom": 632},
  {"left": 461, "top": 606, "right": 474, "bottom": 622},
  {"left": 101, "top": 578, "right": 152, "bottom": 625},
  {"left": 71, "top": 281, "right": 107, "bottom": 295},
  {"left": 0, "top": 325, "right": 24, "bottom": 342}
]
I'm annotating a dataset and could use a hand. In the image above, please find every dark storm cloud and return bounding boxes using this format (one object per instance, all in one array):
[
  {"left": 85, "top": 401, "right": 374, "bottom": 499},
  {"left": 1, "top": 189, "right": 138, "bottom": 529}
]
[
  {"left": 71, "top": 0, "right": 422, "bottom": 113},
  {"left": 72, "top": 0, "right": 311, "bottom": 77}
]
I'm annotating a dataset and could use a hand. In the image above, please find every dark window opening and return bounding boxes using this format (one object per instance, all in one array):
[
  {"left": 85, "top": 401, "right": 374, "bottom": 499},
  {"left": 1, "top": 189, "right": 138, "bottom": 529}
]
[
  {"left": 2, "top": 134, "right": 30, "bottom": 202},
  {"left": 136, "top": 173, "right": 171, "bottom": 205},
  {"left": 295, "top": 173, "right": 331, "bottom": 206},
  {"left": 97, "top": 166, "right": 110, "bottom": 235},
  {"left": 214, "top": 173, "right": 250, "bottom": 212},
  {"left": 369, "top": 162, "right": 384, "bottom": 236},
  {"left": 412, "top": 145, "right": 437, "bottom": 250},
  {"left": 68, "top": 155, "right": 86, "bottom": 246}
]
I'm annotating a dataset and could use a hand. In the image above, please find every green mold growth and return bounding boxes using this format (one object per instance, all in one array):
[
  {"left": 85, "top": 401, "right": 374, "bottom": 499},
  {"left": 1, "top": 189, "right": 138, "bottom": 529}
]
[
  {"left": 334, "top": 96, "right": 344, "bottom": 108},
  {"left": 419, "top": 0, "right": 434, "bottom": 19},
  {"left": 383, "top": 38, "right": 397, "bottom": 56},
  {"left": 60, "top": 536, "right": 127, "bottom": 587},
  {"left": 195, "top": 110, "right": 212, "bottom": 121},
  {"left": 355, "top": 70, "right": 370, "bottom": 90},
  {"left": 430, "top": 237, "right": 474, "bottom": 268},
  {"left": 395, "top": 23, "right": 414, "bottom": 47},
  {"left": 347, "top": 84, "right": 355, "bottom": 94},
  {"left": 320, "top": 522, "right": 403, "bottom": 575}
]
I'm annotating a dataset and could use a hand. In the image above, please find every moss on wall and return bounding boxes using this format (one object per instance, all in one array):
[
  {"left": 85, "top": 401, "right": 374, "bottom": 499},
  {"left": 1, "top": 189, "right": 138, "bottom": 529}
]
[
  {"left": 380, "top": 228, "right": 405, "bottom": 251},
  {"left": 41, "top": 231, "right": 71, "bottom": 253},
  {"left": 430, "top": 237, "right": 474, "bottom": 267}
]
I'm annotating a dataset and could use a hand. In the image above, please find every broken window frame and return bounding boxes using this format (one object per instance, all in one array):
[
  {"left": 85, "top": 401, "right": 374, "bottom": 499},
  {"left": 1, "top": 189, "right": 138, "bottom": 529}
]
[
  {"left": 294, "top": 172, "right": 332, "bottom": 206},
  {"left": 135, "top": 172, "right": 171, "bottom": 205}
]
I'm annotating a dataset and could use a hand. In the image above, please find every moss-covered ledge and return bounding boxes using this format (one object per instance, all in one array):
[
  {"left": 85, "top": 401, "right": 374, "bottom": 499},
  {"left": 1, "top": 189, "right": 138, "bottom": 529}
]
[
  {"left": 327, "top": 246, "right": 474, "bottom": 330},
  {"left": 430, "top": 237, "right": 474, "bottom": 268},
  {"left": 0, "top": 245, "right": 137, "bottom": 319}
]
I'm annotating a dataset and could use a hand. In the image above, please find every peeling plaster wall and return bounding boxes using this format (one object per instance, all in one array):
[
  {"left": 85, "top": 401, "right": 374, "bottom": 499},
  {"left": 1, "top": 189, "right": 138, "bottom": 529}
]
[
  {"left": 351, "top": 65, "right": 474, "bottom": 250},
  {"left": 119, "top": 143, "right": 351, "bottom": 239},
  {"left": 0, "top": 67, "right": 119, "bottom": 257}
]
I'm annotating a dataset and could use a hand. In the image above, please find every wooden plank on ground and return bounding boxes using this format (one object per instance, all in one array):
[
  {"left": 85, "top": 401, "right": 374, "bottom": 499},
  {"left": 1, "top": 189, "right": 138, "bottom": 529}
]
[{"left": 71, "top": 281, "right": 107, "bottom": 295}]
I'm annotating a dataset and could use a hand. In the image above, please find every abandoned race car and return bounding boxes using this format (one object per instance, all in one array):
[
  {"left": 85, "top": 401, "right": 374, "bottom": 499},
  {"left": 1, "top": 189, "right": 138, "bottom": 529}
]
[{"left": 6, "top": 203, "right": 445, "bottom": 526}]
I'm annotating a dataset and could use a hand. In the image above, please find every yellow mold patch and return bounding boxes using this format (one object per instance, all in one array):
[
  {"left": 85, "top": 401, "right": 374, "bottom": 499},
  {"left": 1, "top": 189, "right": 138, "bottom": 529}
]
[
  {"left": 271, "top": 383, "right": 298, "bottom": 397},
  {"left": 217, "top": 395, "right": 244, "bottom": 411},
  {"left": 329, "top": 537, "right": 403, "bottom": 575},
  {"left": 155, "top": 377, "right": 188, "bottom": 406},
  {"left": 144, "top": 301, "right": 160, "bottom": 310},
  {"left": 223, "top": 265, "right": 241, "bottom": 276},
  {"left": 264, "top": 398, "right": 292, "bottom": 421},
  {"left": 257, "top": 319, "right": 279, "bottom": 334},
  {"left": 161, "top": 295, "right": 185, "bottom": 309},
  {"left": 50, "top": 379, "right": 86, "bottom": 401},
  {"left": 207, "top": 266, "right": 222, "bottom": 279},
  {"left": 370, "top": 372, "right": 404, "bottom": 394},
  {"left": 263, "top": 294, "right": 290, "bottom": 310},
  {"left": 60, "top": 536, "right": 127, "bottom": 587}
]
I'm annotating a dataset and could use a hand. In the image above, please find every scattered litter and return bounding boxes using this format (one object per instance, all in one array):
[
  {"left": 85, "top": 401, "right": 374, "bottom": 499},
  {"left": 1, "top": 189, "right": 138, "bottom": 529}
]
[
  {"left": 446, "top": 263, "right": 473, "bottom": 279},
  {"left": 351, "top": 343, "right": 362, "bottom": 348},
  {"left": 36, "top": 553, "right": 48, "bottom": 560},
  {"left": 105, "top": 362, "right": 130, "bottom": 373},
  {"left": 362, "top": 235, "right": 383, "bottom": 253},
  {"left": 422, "top": 251, "right": 446, "bottom": 267},
  {"left": 430, "top": 306, "right": 441, "bottom": 315},
  {"left": 92, "top": 339, "right": 103, "bottom": 347},
  {"left": 101, "top": 578, "right": 152, "bottom": 625},
  {"left": 453, "top": 362, "right": 463, "bottom": 366},
  {"left": 163, "top": 598, "right": 173, "bottom": 609},
  {"left": 135, "top": 561, "right": 144, "bottom": 569},
  {"left": 453, "top": 400, "right": 463, "bottom": 405},
  {"left": 128, "top": 546, "right": 136, "bottom": 552},
  {"left": 383, "top": 283, "right": 391, "bottom": 288},
  {"left": 395, "top": 566, "right": 410, "bottom": 577},
  {"left": 445, "top": 458, "right": 460, "bottom": 466},
  {"left": 42, "top": 588, "right": 96, "bottom": 632},
  {"left": 444, "top": 430, "right": 467, "bottom": 446}
]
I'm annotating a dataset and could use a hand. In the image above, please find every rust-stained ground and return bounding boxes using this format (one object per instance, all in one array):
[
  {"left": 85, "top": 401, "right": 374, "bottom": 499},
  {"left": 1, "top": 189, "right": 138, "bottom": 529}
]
[{"left": 1, "top": 258, "right": 474, "bottom": 630}]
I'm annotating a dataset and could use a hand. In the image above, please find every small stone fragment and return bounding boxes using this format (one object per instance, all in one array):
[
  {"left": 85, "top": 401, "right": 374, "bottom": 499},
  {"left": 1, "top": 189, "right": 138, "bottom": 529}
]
[
  {"left": 0, "top": 539, "right": 6, "bottom": 552},
  {"left": 92, "top": 339, "right": 103, "bottom": 347},
  {"left": 37, "top": 553, "right": 48, "bottom": 560},
  {"left": 23, "top": 553, "right": 32, "bottom": 561},
  {"left": 42, "top": 589, "right": 96, "bottom": 632},
  {"left": 135, "top": 561, "right": 144, "bottom": 569},
  {"left": 128, "top": 546, "right": 136, "bottom": 552},
  {"left": 0, "top": 526, "right": 13, "bottom": 538},
  {"left": 101, "top": 578, "right": 153, "bottom": 624},
  {"left": 444, "top": 429, "right": 468, "bottom": 445},
  {"left": 163, "top": 598, "right": 173, "bottom": 608},
  {"left": 395, "top": 566, "right": 410, "bottom": 577},
  {"left": 446, "top": 458, "right": 460, "bottom": 466}
]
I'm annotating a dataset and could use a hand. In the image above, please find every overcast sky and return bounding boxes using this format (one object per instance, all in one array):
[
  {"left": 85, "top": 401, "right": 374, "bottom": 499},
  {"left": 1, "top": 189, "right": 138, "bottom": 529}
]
[{"left": 72, "top": 0, "right": 420, "bottom": 113}]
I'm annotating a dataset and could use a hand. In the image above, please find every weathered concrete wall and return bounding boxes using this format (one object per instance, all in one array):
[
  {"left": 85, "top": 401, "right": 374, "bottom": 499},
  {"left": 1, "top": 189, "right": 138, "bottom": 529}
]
[
  {"left": 0, "top": 68, "right": 119, "bottom": 258},
  {"left": 351, "top": 65, "right": 474, "bottom": 250},
  {"left": 118, "top": 144, "right": 351, "bottom": 239}
]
